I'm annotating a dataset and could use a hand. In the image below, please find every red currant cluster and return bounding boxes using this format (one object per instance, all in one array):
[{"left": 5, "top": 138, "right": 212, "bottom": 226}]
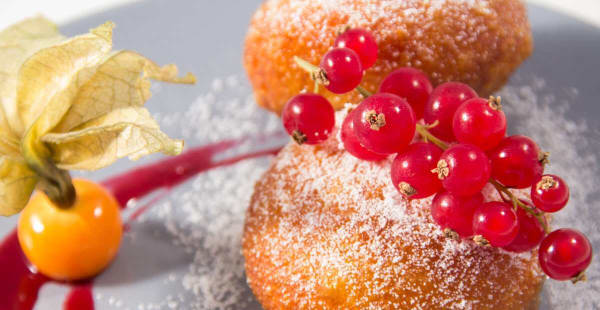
[{"left": 281, "top": 28, "right": 592, "bottom": 283}]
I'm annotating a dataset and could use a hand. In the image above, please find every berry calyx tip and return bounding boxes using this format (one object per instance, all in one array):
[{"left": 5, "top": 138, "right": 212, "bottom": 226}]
[
  {"left": 365, "top": 110, "right": 386, "bottom": 130},
  {"left": 398, "top": 182, "right": 417, "bottom": 198},
  {"left": 292, "top": 130, "right": 307, "bottom": 145},
  {"left": 443, "top": 228, "right": 460, "bottom": 241},
  {"left": 432, "top": 160, "right": 449, "bottom": 179},
  {"left": 571, "top": 272, "right": 587, "bottom": 284},
  {"left": 537, "top": 175, "right": 557, "bottom": 191},
  {"left": 488, "top": 96, "right": 502, "bottom": 111},
  {"left": 473, "top": 235, "right": 491, "bottom": 246}
]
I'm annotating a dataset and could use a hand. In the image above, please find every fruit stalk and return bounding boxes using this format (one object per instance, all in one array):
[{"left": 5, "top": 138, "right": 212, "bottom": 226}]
[
  {"left": 22, "top": 142, "right": 75, "bottom": 208},
  {"left": 294, "top": 55, "right": 370, "bottom": 97},
  {"left": 489, "top": 179, "right": 549, "bottom": 233},
  {"left": 417, "top": 125, "right": 550, "bottom": 233},
  {"left": 415, "top": 123, "right": 448, "bottom": 150},
  {"left": 293, "top": 56, "right": 330, "bottom": 86},
  {"left": 356, "top": 86, "right": 372, "bottom": 98}
]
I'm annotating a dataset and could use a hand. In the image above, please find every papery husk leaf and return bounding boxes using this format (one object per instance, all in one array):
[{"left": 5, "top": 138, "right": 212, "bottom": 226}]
[
  {"left": 18, "top": 22, "right": 114, "bottom": 141},
  {"left": 0, "top": 18, "right": 195, "bottom": 216},
  {"left": 0, "top": 157, "right": 38, "bottom": 216},
  {"left": 42, "top": 107, "right": 183, "bottom": 170},
  {"left": 0, "top": 16, "right": 64, "bottom": 141},
  {"left": 0, "top": 109, "right": 21, "bottom": 158},
  {"left": 54, "top": 50, "right": 196, "bottom": 133}
]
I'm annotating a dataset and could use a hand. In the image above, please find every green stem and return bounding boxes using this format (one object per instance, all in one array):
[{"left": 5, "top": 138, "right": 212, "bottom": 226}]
[
  {"left": 294, "top": 56, "right": 319, "bottom": 72},
  {"left": 356, "top": 86, "right": 372, "bottom": 98},
  {"left": 417, "top": 125, "right": 550, "bottom": 234},
  {"left": 22, "top": 132, "right": 75, "bottom": 208},
  {"left": 294, "top": 56, "right": 372, "bottom": 97},
  {"left": 416, "top": 124, "right": 448, "bottom": 150},
  {"left": 489, "top": 179, "right": 549, "bottom": 233},
  {"left": 294, "top": 56, "right": 330, "bottom": 87}
]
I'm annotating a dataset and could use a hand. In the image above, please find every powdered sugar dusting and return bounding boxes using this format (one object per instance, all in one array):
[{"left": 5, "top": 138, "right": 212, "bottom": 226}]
[
  {"left": 244, "top": 104, "right": 544, "bottom": 309},
  {"left": 102, "top": 77, "right": 281, "bottom": 310},
  {"left": 499, "top": 77, "right": 600, "bottom": 309},
  {"left": 245, "top": 0, "right": 528, "bottom": 113},
  {"left": 99, "top": 75, "right": 597, "bottom": 309},
  {"left": 252, "top": 0, "right": 492, "bottom": 53}
]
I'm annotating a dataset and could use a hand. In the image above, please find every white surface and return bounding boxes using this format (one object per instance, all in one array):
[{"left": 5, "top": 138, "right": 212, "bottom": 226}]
[
  {"left": 528, "top": 0, "right": 600, "bottom": 27},
  {"left": 0, "top": 0, "right": 599, "bottom": 30},
  {"left": 0, "top": 0, "right": 141, "bottom": 29}
]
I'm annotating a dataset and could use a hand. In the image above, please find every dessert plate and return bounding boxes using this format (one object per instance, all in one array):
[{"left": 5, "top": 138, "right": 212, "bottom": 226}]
[{"left": 0, "top": 1, "right": 598, "bottom": 309}]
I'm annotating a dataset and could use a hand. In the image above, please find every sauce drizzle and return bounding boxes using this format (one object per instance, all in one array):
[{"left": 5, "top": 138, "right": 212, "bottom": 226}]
[{"left": 0, "top": 138, "right": 281, "bottom": 309}]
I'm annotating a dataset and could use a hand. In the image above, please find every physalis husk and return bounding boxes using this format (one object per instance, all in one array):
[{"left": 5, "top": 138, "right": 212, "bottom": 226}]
[{"left": 0, "top": 17, "right": 196, "bottom": 215}]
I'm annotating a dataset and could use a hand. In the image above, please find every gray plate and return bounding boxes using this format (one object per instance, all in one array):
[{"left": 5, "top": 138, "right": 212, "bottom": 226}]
[{"left": 0, "top": 1, "right": 599, "bottom": 309}]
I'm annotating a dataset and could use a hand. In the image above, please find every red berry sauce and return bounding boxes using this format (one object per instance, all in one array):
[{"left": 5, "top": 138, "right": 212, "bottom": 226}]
[{"left": 0, "top": 138, "right": 281, "bottom": 309}]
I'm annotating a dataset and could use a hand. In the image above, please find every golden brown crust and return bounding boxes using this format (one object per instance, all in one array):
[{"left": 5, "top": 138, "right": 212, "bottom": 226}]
[
  {"left": 243, "top": 129, "right": 544, "bottom": 309},
  {"left": 244, "top": 0, "right": 533, "bottom": 114}
]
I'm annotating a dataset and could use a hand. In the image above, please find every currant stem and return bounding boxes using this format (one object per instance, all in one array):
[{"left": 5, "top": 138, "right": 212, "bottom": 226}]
[
  {"left": 294, "top": 56, "right": 370, "bottom": 97},
  {"left": 294, "top": 56, "right": 319, "bottom": 73},
  {"left": 416, "top": 124, "right": 448, "bottom": 150},
  {"left": 489, "top": 179, "right": 549, "bottom": 233},
  {"left": 294, "top": 56, "right": 330, "bottom": 86},
  {"left": 416, "top": 125, "right": 550, "bottom": 234},
  {"left": 356, "top": 86, "right": 372, "bottom": 98}
]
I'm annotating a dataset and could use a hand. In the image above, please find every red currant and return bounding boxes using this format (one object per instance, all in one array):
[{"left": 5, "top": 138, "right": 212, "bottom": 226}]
[
  {"left": 281, "top": 93, "right": 335, "bottom": 145},
  {"left": 352, "top": 93, "right": 416, "bottom": 155},
  {"left": 423, "top": 82, "right": 478, "bottom": 142},
  {"left": 503, "top": 204, "right": 546, "bottom": 253},
  {"left": 431, "top": 191, "right": 484, "bottom": 238},
  {"left": 452, "top": 97, "right": 506, "bottom": 151},
  {"left": 391, "top": 142, "right": 442, "bottom": 199},
  {"left": 341, "top": 109, "right": 387, "bottom": 161},
  {"left": 472, "top": 201, "right": 519, "bottom": 247},
  {"left": 539, "top": 228, "right": 592, "bottom": 281},
  {"left": 320, "top": 47, "right": 363, "bottom": 94},
  {"left": 378, "top": 68, "right": 433, "bottom": 119},
  {"left": 334, "top": 28, "right": 378, "bottom": 70},
  {"left": 531, "top": 175, "right": 569, "bottom": 213},
  {"left": 488, "top": 135, "right": 544, "bottom": 189},
  {"left": 434, "top": 144, "right": 491, "bottom": 197}
]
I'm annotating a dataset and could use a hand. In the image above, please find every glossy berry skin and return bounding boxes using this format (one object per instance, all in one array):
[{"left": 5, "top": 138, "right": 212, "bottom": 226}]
[
  {"left": 431, "top": 191, "right": 484, "bottom": 238},
  {"left": 472, "top": 201, "right": 519, "bottom": 247},
  {"left": 282, "top": 93, "right": 335, "bottom": 145},
  {"left": 320, "top": 47, "right": 363, "bottom": 94},
  {"left": 531, "top": 174, "right": 569, "bottom": 212},
  {"left": 18, "top": 179, "right": 122, "bottom": 281},
  {"left": 378, "top": 68, "right": 433, "bottom": 119},
  {"left": 488, "top": 135, "right": 544, "bottom": 188},
  {"left": 423, "top": 82, "right": 478, "bottom": 142},
  {"left": 452, "top": 97, "right": 506, "bottom": 151},
  {"left": 334, "top": 28, "right": 378, "bottom": 70},
  {"left": 435, "top": 144, "right": 491, "bottom": 197},
  {"left": 352, "top": 93, "right": 416, "bottom": 155},
  {"left": 503, "top": 204, "right": 546, "bottom": 253},
  {"left": 539, "top": 229, "right": 592, "bottom": 280},
  {"left": 341, "top": 110, "right": 387, "bottom": 161},
  {"left": 391, "top": 142, "right": 442, "bottom": 199}
]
